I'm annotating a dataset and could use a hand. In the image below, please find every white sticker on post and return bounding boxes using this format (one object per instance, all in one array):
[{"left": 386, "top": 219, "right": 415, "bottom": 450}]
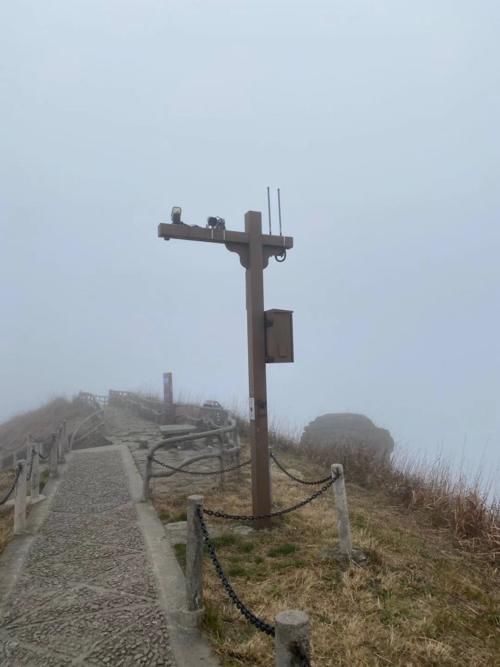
[{"left": 249, "top": 397, "right": 255, "bottom": 421}]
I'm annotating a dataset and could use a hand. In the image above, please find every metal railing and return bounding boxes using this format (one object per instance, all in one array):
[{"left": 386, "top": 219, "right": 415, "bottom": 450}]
[
  {"left": 143, "top": 418, "right": 245, "bottom": 501},
  {"left": 1, "top": 406, "right": 108, "bottom": 536},
  {"left": 69, "top": 408, "right": 105, "bottom": 450},
  {"left": 0, "top": 424, "right": 68, "bottom": 534},
  {"left": 108, "top": 390, "right": 165, "bottom": 423}
]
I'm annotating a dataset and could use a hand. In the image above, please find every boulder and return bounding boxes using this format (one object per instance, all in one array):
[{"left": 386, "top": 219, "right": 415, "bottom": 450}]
[{"left": 301, "top": 413, "right": 394, "bottom": 461}]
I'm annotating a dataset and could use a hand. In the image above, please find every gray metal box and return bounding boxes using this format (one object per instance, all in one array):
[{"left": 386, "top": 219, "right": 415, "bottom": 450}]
[{"left": 264, "top": 309, "right": 294, "bottom": 363}]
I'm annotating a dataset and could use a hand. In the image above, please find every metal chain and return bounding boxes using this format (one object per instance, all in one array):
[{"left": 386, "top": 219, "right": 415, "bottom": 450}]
[
  {"left": 151, "top": 456, "right": 251, "bottom": 476},
  {"left": 270, "top": 452, "right": 332, "bottom": 486},
  {"left": 0, "top": 464, "right": 22, "bottom": 506},
  {"left": 203, "top": 473, "right": 338, "bottom": 522},
  {"left": 196, "top": 506, "right": 275, "bottom": 636}
]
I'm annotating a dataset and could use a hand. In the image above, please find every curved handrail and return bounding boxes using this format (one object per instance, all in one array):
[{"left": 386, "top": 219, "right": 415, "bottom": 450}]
[
  {"left": 143, "top": 417, "right": 239, "bottom": 501},
  {"left": 69, "top": 408, "right": 105, "bottom": 451},
  {"left": 149, "top": 417, "right": 236, "bottom": 457}
]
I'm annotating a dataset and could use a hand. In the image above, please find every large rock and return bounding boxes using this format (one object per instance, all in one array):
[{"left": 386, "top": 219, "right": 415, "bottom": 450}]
[{"left": 301, "top": 413, "right": 394, "bottom": 461}]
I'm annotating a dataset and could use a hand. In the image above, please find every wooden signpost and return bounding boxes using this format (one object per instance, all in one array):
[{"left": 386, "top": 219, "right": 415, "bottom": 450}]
[{"left": 158, "top": 210, "right": 294, "bottom": 527}]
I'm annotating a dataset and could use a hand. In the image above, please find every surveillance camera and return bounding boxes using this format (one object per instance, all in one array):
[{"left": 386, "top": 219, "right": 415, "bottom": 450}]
[{"left": 207, "top": 216, "right": 226, "bottom": 230}]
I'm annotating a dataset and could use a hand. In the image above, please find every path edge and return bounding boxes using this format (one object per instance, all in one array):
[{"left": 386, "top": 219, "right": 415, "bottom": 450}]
[
  {"left": 0, "top": 458, "right": 69, "bottom": 613},
  {"left": 120, "top": 445, "right": 221, "bottom": 667}
]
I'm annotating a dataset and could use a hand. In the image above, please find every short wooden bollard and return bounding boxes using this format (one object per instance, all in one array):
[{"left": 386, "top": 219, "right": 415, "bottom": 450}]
[
  {"left": 186, "top": 495, "right": 204, "bottom": 613},
  {"left": 217, "top": 436, "right": 225, "bottom": 489},
  {"left": 143, "top": 456, "right": 152, "bottom": 502},
  {"left": 63, "top": 419, "right": 69, "bottom": 454},
  {"left": 25, "top": 436, "right": 33, "bottom": 490},
  {"left": 235, "top": 431, "right": 242, "bottom": 478},
  {"left": 14, "top": 460, "right": 27, "bottom": 535},
  {"left": 49, "top": 434, "right": 58, "bottom": 478},
  {"left": 58, "top": 425, "right": 66, "bottom": 464},
  {"left": 331, "top": 463, "right": 353, "bottom": 558},
  {"left": 275, "top": 609, "right": 310, "bottom": 666},
  {"left": 31, "top": 441, "right": 40, "bottom": 502}
]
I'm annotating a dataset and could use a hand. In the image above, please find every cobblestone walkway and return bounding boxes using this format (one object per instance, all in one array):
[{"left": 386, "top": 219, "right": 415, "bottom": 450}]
[{"left": 0, "top": 448, "right": 176, "bottom": 666}]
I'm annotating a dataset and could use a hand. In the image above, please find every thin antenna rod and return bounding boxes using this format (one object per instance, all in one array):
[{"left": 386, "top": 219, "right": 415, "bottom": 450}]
[
  {"left": 267, "top": 186, "right": 272, "bottom": 235},
  {"left": 277, "top": 187, "right": 283, "bottom": 236}
]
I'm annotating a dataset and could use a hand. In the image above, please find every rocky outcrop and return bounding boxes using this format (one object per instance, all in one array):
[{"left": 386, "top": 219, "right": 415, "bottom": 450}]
[{"left": 301, "top": 413, "right": 394, "bottom": 461}]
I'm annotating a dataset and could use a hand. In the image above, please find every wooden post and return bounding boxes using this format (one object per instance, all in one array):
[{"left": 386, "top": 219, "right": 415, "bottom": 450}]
[
  {"left": 186, "top": 495, "right": 204, "bottom": 613},
  {"left": 217, "top": 435, "right": 225, "bottom": 489},
  {"left": 49, "top": 433, "right": 58, "bottom": 478},
  {"left": 245, "top": 211, "right": 272, "bottom": 528},
  {"left": 235, "top": 430, "right": 242, "bottom": 479},
  {"left": 157, "top": 212, "right": 293, "bottom": 529},
  {"left": 275, "top": 609, "right": 310, "bottom": 666},
  {"left": 25, "top": 436, "right": 33, "bottom": 493},
  {"left": 63, "top": 419, "right": 69, "bottom": 454},
  {"left": 31, "top": 441, "right": 40, "bottom": 502},
  {"left": 58, "top": 425, "right": 66, "bottom": 464},
  {"left": 331, "top": 464, "right": 353, "bottom": 557},
  {"left": 143, "top": 455, "right": 152, "bottom": 502},
  {"left": 163, "top": 372, "right": 175, "bottom": 423},
  {"left": 14, "top": 460, "right": 27, "bottom": 535}
]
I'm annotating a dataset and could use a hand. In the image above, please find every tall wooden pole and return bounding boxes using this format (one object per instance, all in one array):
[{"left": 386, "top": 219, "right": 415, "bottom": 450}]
[
  {"left": 245, "top": 211, "right": 272, "bottom": 528},
  {"left": 157, "top": 210, "right": 293, "bottom": 529}
]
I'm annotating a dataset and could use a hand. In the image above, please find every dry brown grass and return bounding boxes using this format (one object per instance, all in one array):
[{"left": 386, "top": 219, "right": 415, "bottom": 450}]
[
  {"left": 257, "top": 416, "right": 500, "bottom": 563},
  {"left": 0, "top": 468, "right": 17, "bottom": 554},
  {"left": 0, "top": 396, "right": 94, "bottom": 456},
  {"left": 154, "top": 444, "right": 500, "bottom": 667},
  {"left": 297, "top": 441, "right": 499, "bottom": 564},
  {"left": 0, "top": 397, "right": 92, "bottom": 556},
  {"left": 0, "top": 507, "right": 14, "bottom": 555}
]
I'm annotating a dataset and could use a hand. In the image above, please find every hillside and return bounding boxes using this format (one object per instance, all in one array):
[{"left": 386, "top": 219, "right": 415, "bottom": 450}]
[
  {"left": 0, "top": 397, "right": 95, "bottom": 553},
  {"left": 153, "top": 436, "right": 500, "bottom": 666},
  {"left": 0, "top": 397, "right": 94, "bottom": 462},
  {"left": 1, "top": 398, "right": 498, "bottom": 665}
]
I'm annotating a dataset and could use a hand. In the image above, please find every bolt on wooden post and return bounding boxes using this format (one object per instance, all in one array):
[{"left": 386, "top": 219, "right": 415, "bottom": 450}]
[{"left": 157, "top": 209, "right": 294, "bottom": 528}]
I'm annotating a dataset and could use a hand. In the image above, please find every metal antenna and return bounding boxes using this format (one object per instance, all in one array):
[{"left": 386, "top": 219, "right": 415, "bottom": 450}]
[
  {"left": 267, "top": 186, "right": 272, "bottom": 235},
  {"left": 277, "top": 187, "right": 283, "bottom": 236}
]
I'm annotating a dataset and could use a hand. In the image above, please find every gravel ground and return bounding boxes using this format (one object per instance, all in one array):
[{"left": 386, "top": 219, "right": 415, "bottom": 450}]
[{"left": 0, "top": 448, "right": 176, "bottom": 666}]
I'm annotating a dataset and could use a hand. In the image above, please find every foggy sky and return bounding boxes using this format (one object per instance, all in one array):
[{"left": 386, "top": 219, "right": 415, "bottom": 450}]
[{"left": 1, "top": 1, "right": 499, "bottom": 490}]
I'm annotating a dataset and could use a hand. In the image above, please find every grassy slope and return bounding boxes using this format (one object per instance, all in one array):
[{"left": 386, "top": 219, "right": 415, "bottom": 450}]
[
  {"left": 155, "top": 445, "right": 499, "bottom": 667},
  {"left": 0, "top": 397, "right": 92, "bottom": 555},
  {"left": 0, "top": 397, "right": 93, "bottom": 455}
]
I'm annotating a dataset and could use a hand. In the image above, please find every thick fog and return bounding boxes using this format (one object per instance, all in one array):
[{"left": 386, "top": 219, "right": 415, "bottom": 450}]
[{"left": 1, "top": 1, "right": 499, "bottom": 490}]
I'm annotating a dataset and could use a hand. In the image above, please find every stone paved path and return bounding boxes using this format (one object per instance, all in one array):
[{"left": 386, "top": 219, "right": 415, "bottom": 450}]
[{"left": 0, "top": 448, "right": 176, "bottom": 666}]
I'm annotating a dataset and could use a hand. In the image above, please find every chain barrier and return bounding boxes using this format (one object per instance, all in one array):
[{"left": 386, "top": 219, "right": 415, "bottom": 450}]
[
  {"left": 203, "top": 472, "right": 338, "bottom": 522},
  {"left": 151, "top": 456, "right": 251, "bottom": 476},
  {"left": 270, "top": 452, "right": 332, "bottom": 486},
  {"left": 0, "top": 464, "right": 22, "bottom": 506},
  {"left": 196, "top": 506, "right": 275, "bottom": 636}
]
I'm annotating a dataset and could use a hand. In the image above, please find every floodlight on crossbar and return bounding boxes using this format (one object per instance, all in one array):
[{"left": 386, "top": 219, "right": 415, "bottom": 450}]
[{"left": 171, "top": 207, "right": 182, "bottom": 224}]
